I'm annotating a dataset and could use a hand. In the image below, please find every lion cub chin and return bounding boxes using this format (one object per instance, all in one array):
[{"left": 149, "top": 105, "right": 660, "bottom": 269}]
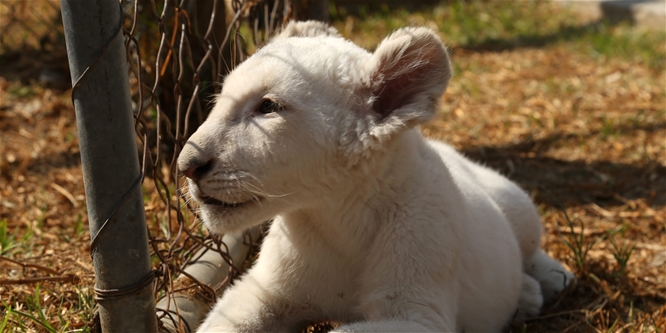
[{"left": 178, "top": 21, "right": 575, "bottom": 333}]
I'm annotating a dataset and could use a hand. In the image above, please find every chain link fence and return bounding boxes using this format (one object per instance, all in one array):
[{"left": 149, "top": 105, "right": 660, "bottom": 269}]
[
  {"left": 2, "top": 0, "right": 312, "bottom": 331},
  {"left": 124, "top": 1, "right": 300, "bottom": 328},
  {"left": 102, "top": 0, "right": 298, "bottom": 331}
]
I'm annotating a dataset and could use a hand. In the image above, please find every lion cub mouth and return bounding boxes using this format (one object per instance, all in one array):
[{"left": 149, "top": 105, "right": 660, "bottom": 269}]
[{"left": 199, "top": 194, "right": 259, "bottom": 208}]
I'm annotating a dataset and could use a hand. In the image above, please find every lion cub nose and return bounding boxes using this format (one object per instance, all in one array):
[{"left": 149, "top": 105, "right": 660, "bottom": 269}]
[{"left": 179, "top": 159, "right": 213, "bottom": 181}]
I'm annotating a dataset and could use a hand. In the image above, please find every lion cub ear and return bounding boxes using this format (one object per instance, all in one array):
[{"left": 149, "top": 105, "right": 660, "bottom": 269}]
[
  {"left": 365, "top": 27, "right": 451, "bottom": 133},
  {"left": 275, "top": 20, "right": 341, "bottom": 39}
]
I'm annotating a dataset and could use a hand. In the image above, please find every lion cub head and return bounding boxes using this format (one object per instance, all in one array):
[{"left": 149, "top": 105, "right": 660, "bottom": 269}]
[{"left": 178, "top": 21, "right": 452, "bottom": 233}]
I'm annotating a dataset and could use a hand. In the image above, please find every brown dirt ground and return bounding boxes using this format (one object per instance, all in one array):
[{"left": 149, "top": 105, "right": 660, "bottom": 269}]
[{"left": 1, "top": 6, "right": 665, "bottom": 333}]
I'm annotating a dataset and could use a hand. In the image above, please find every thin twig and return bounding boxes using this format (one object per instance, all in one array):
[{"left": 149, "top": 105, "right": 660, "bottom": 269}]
[
  {"left": 0, "top": 255, "right": 60, "bottom": 276},
  {"left": 0, "top": 275, "right": 92, "bottom": 285},
  {"left": 50, "top": 183, "right": 79, "bottom": 208},
  {"left": 527, "top": 309, "right": 586, "bottom": 321}
]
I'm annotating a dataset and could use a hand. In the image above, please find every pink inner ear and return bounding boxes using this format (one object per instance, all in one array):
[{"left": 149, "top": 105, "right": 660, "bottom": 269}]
[{"left": 371, "top": 54, "right": 436, "bottom": 119}]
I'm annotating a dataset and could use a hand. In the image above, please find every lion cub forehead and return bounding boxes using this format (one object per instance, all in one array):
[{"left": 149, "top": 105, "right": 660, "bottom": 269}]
[
  {"left": 235, "top": 37, "right": 370, "bottom": 84},
  {"left": 259, "top": 36, "right": 370, "bottom": 61}
]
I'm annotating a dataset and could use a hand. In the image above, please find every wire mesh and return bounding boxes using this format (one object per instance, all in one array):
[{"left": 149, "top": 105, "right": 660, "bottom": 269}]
[
  {"left": 120, "top": 0, "right": 294, "bottom": 331},
  {"left": 2, "top": 0, "right": 295, "bottom": 332}
]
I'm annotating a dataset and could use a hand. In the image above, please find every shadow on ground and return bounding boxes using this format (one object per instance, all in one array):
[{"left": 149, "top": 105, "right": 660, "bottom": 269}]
[
  {"left": 460, "top": 121, "right": 666, "bottom": 210},
  {"left": 459, "top": 21, "right": 611, "bottom": 53}
]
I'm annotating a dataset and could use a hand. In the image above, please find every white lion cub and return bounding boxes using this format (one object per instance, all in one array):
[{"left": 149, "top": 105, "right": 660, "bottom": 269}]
[{"left": 178, "top": 21, "right": 575, "bottom": 332}]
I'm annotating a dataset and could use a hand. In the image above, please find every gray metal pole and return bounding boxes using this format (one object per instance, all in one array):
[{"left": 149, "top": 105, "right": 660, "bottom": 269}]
[{"left": 60, "top": 1, "right": 157, "bottom": 332}]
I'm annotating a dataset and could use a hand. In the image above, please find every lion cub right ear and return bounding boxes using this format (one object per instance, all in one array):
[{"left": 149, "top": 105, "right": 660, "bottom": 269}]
[
  {"left": 275, "top": 20, "right": 341, "bottom": 39},
  {"left": 364, "top": 27, "right": 452, "bottom": 139}
]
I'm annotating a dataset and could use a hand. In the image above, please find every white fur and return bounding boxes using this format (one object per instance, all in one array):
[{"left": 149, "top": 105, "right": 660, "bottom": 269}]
[{"left": 178, "top": 21, "right": 575, "bottom": 333}]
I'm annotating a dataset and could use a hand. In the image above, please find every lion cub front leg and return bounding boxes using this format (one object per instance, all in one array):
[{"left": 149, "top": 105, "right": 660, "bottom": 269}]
[
  {"left": 328, "top": 225, "right": 460, "bottom": 332},
  {"left": 196, "top": 273, "right": 310, "bottom": 333}
]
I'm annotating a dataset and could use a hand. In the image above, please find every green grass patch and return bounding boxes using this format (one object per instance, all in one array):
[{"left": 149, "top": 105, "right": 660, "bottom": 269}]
[
  {"left": 8, "top": 284, "right": 58, "bottom": 333},
  {"left": 0, "top": 219, "right": 32, "bottom": 256},
  {"left": 331, "top": 0, "right": 665, "bottom": 71}
]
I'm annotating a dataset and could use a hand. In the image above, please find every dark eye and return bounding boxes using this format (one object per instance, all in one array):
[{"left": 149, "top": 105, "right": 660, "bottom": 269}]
[{"left": 259, "top": 99, "right": 280, "bottom": 114}]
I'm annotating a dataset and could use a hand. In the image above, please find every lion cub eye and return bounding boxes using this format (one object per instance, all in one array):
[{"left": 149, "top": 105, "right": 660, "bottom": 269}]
[{"left": 258, "top": 99, "right": 280, "bottom": 114}]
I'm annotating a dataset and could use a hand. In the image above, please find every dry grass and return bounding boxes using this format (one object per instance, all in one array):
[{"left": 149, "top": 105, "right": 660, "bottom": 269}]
[{"left": 1, "top": 1, "right": 665, "bottom": 332}]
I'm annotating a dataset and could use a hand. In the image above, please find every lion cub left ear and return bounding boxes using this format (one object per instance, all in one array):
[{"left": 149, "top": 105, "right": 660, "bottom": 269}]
[
  {"left": 365, "top": 27, "right": 451, "bottom": 134},
  {"left": 275, "top": 20, "right": 341, "bottom": 39}
]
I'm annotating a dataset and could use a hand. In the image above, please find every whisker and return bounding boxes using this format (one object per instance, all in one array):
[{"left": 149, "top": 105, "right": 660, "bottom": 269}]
[
  {"left": 190, "top": 169, "right": 296, "bottom": 202},
  {"left": 244, "top": 183, "right": 294, "bottom": 198}
]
